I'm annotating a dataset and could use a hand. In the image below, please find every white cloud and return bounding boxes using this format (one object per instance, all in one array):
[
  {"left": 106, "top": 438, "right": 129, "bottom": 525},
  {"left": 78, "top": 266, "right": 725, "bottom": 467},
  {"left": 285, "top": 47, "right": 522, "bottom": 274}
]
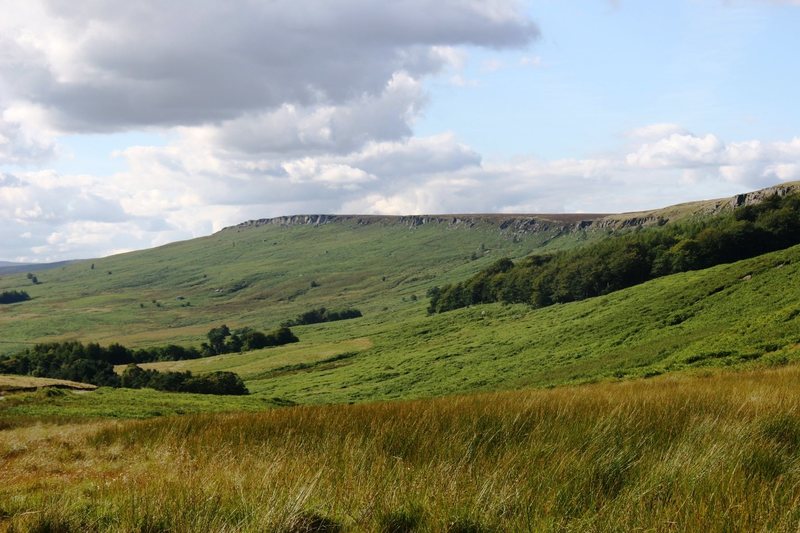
[
  {"left": 0, "top": 0, "right": 537, "bottom": 132},
  {"left": 1, "top": 3, "right": 798, "bottom": 262},
  {"left": 3, "top": 123, "right": 800, "bottom": 261},
  {"left": 626, "top": 133, "right": 724, "bottom": 168},
  {"left": 0, "top": 112, "right": 56, "bottom": 165}
]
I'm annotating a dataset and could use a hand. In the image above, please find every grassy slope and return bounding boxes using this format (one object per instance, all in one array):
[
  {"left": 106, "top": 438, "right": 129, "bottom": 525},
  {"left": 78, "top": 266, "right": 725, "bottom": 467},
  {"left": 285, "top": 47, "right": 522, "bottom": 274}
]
[
  {"left": 0, "top": 375, "right": 96, "bottom": 392},
  {"left": 4, "top": 365, "right": 800, "bottom": 531},
  {"left": 4, "top": 243, "right": 799, "bottom": 419},
  {"left": 172, "top": 243, "right": 800, "bottom": 404},
  {"left": 0, "top": 218, "right": 583, "bottom": 354}
]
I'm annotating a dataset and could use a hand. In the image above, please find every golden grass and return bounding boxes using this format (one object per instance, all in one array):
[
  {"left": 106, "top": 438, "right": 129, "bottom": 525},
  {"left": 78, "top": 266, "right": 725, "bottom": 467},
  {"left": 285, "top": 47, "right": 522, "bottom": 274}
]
[
  {"left": 4, "top": 365, "right": 800, "bottom": 531},
  {"left": 0, "top": 375, "right": 96, "bottom": 393}
]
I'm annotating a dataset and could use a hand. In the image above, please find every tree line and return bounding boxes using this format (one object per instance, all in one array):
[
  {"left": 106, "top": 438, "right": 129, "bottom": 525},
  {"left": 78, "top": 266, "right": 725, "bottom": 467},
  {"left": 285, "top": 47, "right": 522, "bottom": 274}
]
[
  {"left": 0, "top": 341, "right": 248, "bottom": 394},
  {"left": 281, "top": 307, "right": 362, "bottom": 327},
  {"left": 201, "top": 325, "right": 298, "bottom": 355},
  {"left": 120, "top": 364, "right": 248, "bottom": 395},
  {"left": 0, "top": 323, "right": 302, "bottom": 394},
  {"left": 428, "top": 193, "right": 800, "bottom": 314}
]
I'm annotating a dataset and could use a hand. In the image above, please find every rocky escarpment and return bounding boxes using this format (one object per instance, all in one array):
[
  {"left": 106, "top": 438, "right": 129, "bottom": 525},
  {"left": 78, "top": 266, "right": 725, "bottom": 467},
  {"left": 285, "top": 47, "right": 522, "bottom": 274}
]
[
  {"left": 590, "top": 181, "right": 800, "bottom": 231},
  {"left": 728, "top": 182, "right": 800, "bottom": 208},
  {"left": 227, "top": 213, "right": 608, "bottom": 237},
  {"left": 224, "top": 181, "right": 800, "bottom": 236}
]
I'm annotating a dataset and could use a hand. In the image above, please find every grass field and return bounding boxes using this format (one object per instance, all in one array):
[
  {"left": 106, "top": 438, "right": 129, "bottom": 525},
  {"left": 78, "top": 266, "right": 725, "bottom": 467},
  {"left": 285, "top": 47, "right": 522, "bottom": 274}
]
[
  {"left": 4, "top": 364, "right": 800, "bottom": 531},
  {"left": 2, "top": 190, "right": 800, "bottom": 530},
  {"left": 0, "top": 217, "right": 588, "bottom": 355},
  {"left": 3, "top": 242, "right": 800, "bottom": 420}
]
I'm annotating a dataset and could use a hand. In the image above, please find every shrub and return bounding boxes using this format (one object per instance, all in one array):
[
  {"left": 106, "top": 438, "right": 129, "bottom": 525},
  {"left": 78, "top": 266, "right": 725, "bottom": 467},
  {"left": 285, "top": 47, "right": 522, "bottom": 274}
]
[
  {"left": 281, "top": 308, "right": 363, "bottom": 327},
  {"left": 121, "top": 364, "right": 249, "bottom": 395},
  {"left": 0, "top": 290, "right": 31, "bottom": 304}
]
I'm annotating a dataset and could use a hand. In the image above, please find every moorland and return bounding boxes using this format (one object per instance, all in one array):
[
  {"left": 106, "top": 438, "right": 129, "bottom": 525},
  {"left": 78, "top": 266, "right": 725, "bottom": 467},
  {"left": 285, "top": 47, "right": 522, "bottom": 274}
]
[{"left": 2, "top": 182, "right": 800, "bottom": 531}]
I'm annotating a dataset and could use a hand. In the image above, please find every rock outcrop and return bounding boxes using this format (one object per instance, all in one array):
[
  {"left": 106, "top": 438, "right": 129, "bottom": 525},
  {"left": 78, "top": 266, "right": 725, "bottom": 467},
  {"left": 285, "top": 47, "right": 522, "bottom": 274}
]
[{"left": 223, "top": 181, "right": 800, "bottom": 237}]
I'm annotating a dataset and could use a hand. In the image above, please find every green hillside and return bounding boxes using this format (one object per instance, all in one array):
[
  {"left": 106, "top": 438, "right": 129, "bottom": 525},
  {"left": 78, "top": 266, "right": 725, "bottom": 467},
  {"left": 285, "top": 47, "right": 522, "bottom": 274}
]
[
  {"left": 2, "top": 184, "right": 800, "bottom": 419},
  {"left": 3, "top": 242, "right": 799, "bottom": 419},
  {"left": 0, "top": 216, "right": 589, "bottom": 354},
  {"left": 112, "top": 243, "right": 800, "bottom": 402},
  {"left": 4, "top": 185, "right": 800, "bottom": 531}
]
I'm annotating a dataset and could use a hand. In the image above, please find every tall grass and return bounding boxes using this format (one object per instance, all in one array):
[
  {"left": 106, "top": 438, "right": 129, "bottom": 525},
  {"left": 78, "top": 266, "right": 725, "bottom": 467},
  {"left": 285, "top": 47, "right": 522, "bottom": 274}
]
[{"left": 4, "top": 365, "right": 800, "bottom": 531}]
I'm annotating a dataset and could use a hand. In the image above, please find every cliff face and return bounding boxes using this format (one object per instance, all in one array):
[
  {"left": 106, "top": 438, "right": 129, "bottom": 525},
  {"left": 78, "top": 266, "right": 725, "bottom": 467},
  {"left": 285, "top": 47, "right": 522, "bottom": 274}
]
[
  {"left": 228, "top": 213, "right": 603, "bottom": 237},
  {"left": 224, "top": 181, "right": 800, "bottom": 236},
  {"left": 587, "top": 181, "right": 800, "bottom": 231},
  {"left": 729, "top": 182, "right": 800, "bottom": 208}
]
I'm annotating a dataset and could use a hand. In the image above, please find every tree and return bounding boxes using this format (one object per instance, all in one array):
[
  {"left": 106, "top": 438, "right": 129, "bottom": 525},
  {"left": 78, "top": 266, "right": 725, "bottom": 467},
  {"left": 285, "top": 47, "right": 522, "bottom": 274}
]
[
  {"left": 184, "top": 371, "right": 249, "bottom": 395},
  {"left": 206, "top": 325, "right": 231, "bottom": 355},
  {"left": 121, "top": 364, "right": 151, "bottom": 388}
]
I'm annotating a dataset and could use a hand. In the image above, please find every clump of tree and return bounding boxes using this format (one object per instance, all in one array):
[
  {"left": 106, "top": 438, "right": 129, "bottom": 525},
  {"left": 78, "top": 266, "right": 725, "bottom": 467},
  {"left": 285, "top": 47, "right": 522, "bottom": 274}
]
[
  {"left": 0, "top": 322, "right": 300, "bottom": 392},
  {"left": 2, "top": 341, "right": 205, "bottom": 369},
  {"left": 0, "top": 324, "right": 299, "bottom": 385},
  {"left": 120, "top": 364, "right": 248, "bottom": 395},
  {"left": 429, "top": 193, "right": 800, "bottom": 314},
  {"left": 201, "top": 325, "right": 299, "bottom": 355},
  {"left": 0, "top": 290, "right": 31, "bottom": 304},
  {"left": 281, "top": 307, "right": 363, "bottom": 327},
  {"left": 0, "top": 342, "right": 123, "bottom": 387},
  {"left": 0, "top": 341, "right": 249, "bottom": 395}
]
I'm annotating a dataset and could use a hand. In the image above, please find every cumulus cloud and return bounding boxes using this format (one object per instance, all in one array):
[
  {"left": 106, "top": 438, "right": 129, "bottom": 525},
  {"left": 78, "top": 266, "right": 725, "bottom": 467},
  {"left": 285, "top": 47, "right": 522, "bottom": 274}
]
[
  {"left": 1, "top": 2, "right": 797, "bottom": 263},
  {"left": 0, "top": 0, "right": 543, "bottom": 260},
  {"left": 112, "top": 124, "right": 800, "bottom": 220},
  {"left": 0, "top": 0, "right": 537, "bottom": 132},
  {"left": 626, "top": 133, "right": 725, "bottom": 169},
  {"left": 4, "top": 122, "right": 800, "bottom": 261},
  {"left": 0, "top": 113, "right": 56, "bottom": 165},
  {"left": 198, "top": 72, "right": 427, "bottom": 157},
  {"left": 0, "top": 168, "right": 181, "bottom": 262},
  {"left": 625, "top": 129, "right": 800, "bottom": 188}
]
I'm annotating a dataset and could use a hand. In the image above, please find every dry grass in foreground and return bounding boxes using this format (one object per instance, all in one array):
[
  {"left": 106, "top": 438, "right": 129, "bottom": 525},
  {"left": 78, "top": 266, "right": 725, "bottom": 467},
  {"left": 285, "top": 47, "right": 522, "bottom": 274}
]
[{"left": 3, "top": 366, "right": 800, "bottom": 531}]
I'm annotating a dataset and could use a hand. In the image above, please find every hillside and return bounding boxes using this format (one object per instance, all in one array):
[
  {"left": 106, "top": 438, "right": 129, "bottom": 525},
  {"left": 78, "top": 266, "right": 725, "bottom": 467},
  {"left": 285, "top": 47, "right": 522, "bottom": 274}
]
[
  {"left": 4, "top": 365, "right": 800, "bottom": 531},
  {"left": 3, "top": 182, "right": 800, "bottom": 532},
  {"left": 112, "top": 243, "right": 800, "bottom": 403},
  {"left": 0, "top": 375, "right": 96, "bottom": 394},
  {"left": 2, "top": 240, "right": 798, "bottom": 419},
  {"left": 2, "top": 181, "right": 797, "bottom": 357},
  {"left": 0, "top": 181, "right": 799, "bottom": 416},
  {"left": 0, "top": 216, "right": 583, "bottom": 354},
  {"left": 0, "top": 260, "right": 80, "bottom": 276}
]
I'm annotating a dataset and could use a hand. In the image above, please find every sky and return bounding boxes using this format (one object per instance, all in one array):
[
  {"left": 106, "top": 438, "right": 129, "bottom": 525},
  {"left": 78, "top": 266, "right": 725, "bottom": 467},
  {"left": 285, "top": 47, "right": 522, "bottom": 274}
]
[{"left": 1, "top": 0, "right": 799, "bottom": 262}]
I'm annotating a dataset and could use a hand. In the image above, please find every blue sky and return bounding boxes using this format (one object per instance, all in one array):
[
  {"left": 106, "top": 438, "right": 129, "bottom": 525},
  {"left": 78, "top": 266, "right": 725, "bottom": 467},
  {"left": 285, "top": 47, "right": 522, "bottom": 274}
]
[
  {"left": 418, "top": 0, "right": 800, "bottom": 159},
  {"left": 1, "top": 0, "right": 799, "bottom": 261}
]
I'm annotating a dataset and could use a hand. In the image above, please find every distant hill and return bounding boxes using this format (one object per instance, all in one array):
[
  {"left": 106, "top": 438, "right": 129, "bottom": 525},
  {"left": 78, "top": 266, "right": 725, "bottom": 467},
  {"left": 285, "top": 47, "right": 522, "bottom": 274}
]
[
  {"left": 228, "top": 181, "right": 800, "bottom": 233},
  {"left": 0, "top": 260, "right": 82, "bottom": 276},
  {"left": 1, "top": 180, "right": 799, "bottom": 408}
]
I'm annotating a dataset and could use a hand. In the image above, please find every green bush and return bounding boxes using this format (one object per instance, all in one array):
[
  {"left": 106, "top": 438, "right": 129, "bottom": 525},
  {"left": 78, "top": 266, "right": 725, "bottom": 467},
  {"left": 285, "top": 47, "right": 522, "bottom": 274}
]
[
  {"left": 121, "top": 364, "right": 249, "bottom": 395},
  {"left": 281, "top": 307, "right": 363, "bottom": 327},
  {"left": 0, "top": 290, "right": 30, "bottom": 304}
]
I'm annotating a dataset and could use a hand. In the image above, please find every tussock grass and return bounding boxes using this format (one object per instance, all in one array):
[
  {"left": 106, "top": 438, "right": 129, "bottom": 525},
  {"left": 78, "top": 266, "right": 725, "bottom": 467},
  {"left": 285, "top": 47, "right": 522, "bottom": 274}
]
[{"left": 4, "top": 365, "right": 800, "bottom": 531}]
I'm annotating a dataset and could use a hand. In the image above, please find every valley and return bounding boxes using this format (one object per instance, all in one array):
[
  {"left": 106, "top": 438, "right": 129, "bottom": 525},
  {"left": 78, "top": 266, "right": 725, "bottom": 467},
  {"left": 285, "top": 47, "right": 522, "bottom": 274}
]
[{"left": 2, "top": 182, "right": 800, "bottom": 531}]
